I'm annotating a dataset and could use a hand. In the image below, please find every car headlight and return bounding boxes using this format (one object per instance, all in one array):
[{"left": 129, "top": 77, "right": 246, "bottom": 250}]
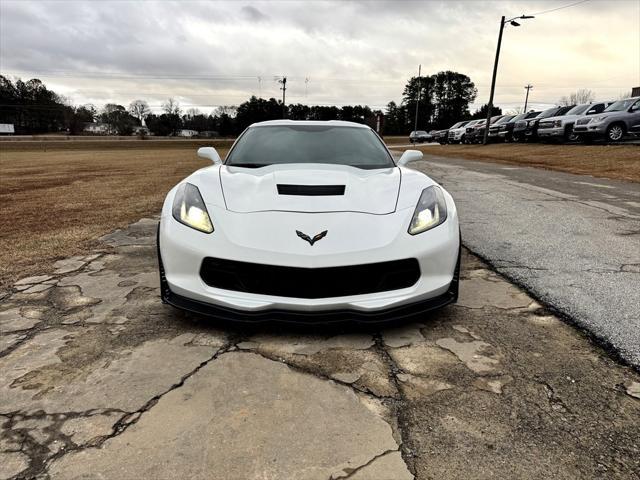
[
  {"left": 590, "top": 115, "right": 606, "bottom": 123},
  {"left": 408, "top": 186, "right": 447, "bottom": 235},
  {"left": 172, "top": 183, "right": 214, "bottom": 233},
  {"left": 554, "top": 120, "right": 563, "bottom": 127}
]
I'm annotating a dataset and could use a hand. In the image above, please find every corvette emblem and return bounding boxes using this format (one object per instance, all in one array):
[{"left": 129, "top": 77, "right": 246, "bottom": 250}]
[{"left": 296, "top": 230, "right": 328, "bottom": 246}]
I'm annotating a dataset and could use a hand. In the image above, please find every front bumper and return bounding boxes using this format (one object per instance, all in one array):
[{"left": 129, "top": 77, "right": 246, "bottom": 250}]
[
  {"left": 158, "top": 204, "right": 460, "bottom": 321},
  {"left": 537, "top": 127, "right": 564, "bottom": 138},
  {"left": 573, "top": 123, "right": 605, "bottom": 135},
  {"left": 159, "top": 254, "right": 459, "bottom": 324}
]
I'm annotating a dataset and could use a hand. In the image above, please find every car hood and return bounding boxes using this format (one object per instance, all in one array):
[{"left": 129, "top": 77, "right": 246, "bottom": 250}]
[
  {"left": 590, "top": 111, "right": 623, "bottom": 119},
  {"left": 218, "top": 163, "right": 400, "bottom": 214},
  {"left": 541, "top": 114, "right": 580, "bottom": 124}
]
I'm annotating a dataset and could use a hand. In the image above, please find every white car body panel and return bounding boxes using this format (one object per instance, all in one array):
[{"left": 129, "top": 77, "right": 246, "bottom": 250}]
[
  {"left": 220, "top": 163, "right": 400, "bottom": 214},
  {"left": 159, "top": 120, "right": 460, "bottom": 319}
]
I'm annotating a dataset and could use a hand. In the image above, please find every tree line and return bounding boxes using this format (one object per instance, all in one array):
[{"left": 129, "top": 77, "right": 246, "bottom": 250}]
[{"left": 1, "top": 71, "right": 481, "bottom": 136}]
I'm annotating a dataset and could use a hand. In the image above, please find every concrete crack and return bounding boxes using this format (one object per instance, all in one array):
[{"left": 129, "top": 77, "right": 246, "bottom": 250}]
[
  {"left": 329, "top": 448, "right": 399, "bottom": 480},
  {"left": 372, "top": 333, "right": 416, "bottom": 477},
  {"left": 36, "top": 333, "right": 245, "bottom": 478},
  {"left": 234, "top": 346, "right": 398, "bottom": 401}
]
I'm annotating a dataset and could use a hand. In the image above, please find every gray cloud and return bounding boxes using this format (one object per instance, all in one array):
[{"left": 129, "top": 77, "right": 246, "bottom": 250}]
[{"left": 1, "top": 0, "right": 637, "bottom": 113}]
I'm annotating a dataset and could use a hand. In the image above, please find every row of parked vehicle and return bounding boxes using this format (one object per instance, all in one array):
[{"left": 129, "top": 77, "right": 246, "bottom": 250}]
[{"left": 409, "top": 96, "right": 640, "bottom": 145}]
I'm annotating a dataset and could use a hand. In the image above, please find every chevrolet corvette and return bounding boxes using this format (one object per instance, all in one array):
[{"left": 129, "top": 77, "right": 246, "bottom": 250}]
[{"left": 158, "top": 120, "right": 460, "bottom": 323}]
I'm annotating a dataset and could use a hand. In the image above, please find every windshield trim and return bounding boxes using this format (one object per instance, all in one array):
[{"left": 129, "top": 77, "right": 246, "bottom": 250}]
[{"left": 224, "top": 124, "right": 396, "bottom": 170}]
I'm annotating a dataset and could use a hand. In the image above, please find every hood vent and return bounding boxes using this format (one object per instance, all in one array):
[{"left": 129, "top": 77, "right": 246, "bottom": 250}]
[{"left": 277, "top": 184, "right": 345, "bottom": 196}]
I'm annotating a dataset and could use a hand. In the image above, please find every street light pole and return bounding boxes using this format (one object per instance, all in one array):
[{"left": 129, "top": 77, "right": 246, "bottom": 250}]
[
  {"left": 413, "top": 64, "right": 421, "bottom": 133},
  {"left": 483, "top": 15, "right": 534, "bottom": 145},
  {"left": 483, "top": 16, "right": 505, "bottom": 145},
  {"left": 279, "top": 76, "right": 287, "bottom": 118}
]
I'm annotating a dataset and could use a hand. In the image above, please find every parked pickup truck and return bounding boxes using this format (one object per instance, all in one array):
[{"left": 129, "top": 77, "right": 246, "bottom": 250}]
[
  {"left": 573, "top": 97, "right": 640, "bottom": 143},
  {"left": 537, "top": 102, "right": 612, "bottom": 142},
  {"left": 487, "top": 114, "right": 515, "bottom": 141},
  {"left": 433, "top": 129, "right": 449, "bottom": 144},
  {"left": 462, "top": 119, "right": 486, "bottom": 143},
  {"left": 514, "top": 106, "right": 574, "bottom": 142},
  {"left": 447, "top": 120, "right": 471, "bottom": 143},
  {"left": 468, "top": 115, "right": 504, "bottom": 143}
]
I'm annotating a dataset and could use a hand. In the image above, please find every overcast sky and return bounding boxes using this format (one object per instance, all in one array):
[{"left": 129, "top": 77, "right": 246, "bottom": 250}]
[{"left": 1, "top": 0, "right": 638, "bottom": 114}]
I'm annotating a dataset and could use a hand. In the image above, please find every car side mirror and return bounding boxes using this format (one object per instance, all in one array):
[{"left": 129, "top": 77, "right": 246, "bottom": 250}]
[
  {"left": 397, "top": 149, "right": 423, "bottom": 167},
  {"left": 197, "top": 147, "right": 222, "bottom": 165}
]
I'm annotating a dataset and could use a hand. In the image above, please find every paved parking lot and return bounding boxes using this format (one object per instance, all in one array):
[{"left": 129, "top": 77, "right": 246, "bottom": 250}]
[
  {"left": 406, "top": 154, "right": 640, "bottom": 367},
  {"left": 2, "top": 218, "right": 639, "bottom": 479}
]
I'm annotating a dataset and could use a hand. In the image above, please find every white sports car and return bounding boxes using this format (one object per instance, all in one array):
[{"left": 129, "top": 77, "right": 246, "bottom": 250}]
[{"left": 158, "top": 120, "right": 460, "bottom": 323}]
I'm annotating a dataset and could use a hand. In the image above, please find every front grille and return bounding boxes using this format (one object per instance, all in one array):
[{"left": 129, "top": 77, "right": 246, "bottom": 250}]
[
  {"left": 200, "top": 257, "right": 421, "bottom": 299},
  {"left": 538, "top": 121, "right": 554, "bottom": 129}
]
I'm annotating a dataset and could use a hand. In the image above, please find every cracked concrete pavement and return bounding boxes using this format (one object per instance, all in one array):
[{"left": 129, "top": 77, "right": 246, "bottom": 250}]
[
  {"left": 403, "top": 154, "right": 640, "bottom": 368},
  {"left": 1, "top": 218, "right": 639, "bottom": 479}
]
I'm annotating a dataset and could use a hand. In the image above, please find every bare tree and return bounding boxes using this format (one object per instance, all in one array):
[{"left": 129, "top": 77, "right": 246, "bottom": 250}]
[
  {"left": 214, "top": 105, "right": 237, "bottom": 117},
  {"left": 162, "top": 98, "right": 181, "bottom": 115},
  {"left": 185, "top": 107, "right": 201, "bottom": 119},
  {"left": 558, "top": 89, "right": 595, "bottom": 106},
  {"left": 128, "top": 100, "right": 151, "bottom": 124}
]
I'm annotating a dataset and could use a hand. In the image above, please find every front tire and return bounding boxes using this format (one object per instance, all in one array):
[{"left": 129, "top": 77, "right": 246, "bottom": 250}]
[
  {"left": 564, "top": 126, "right": 578, "bottom": 143},
  {"left": 606, "top": 123, "right": 625, "bottom": 142}
]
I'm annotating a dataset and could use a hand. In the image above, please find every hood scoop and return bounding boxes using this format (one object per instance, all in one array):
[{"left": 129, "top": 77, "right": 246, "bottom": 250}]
[{"left": 277, "top": 184, "right": 345, "bottom": 196}]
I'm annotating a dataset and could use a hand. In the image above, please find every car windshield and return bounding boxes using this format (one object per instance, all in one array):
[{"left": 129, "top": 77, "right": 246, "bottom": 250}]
[
  {"left": 565, "top": 104, "right": 590, "bottom": 115},
  {"left": 538, "top": 107, "right": 562, "bottom": 119},
  {"left": 450, "top": 122, "right": 463, "bottom": 128},
  {"left": 525, "top": 111, "right": 541, "bottom": 119},
  {"left": 495, "top": 115, "right": 514, "bottom": 124},
  {"left": 225, "top": 125, "right": 394, "bottom": 169},
  {"left": 604, "top": 98, "right": 637, "bottom": 112},
  {"left": 416, "top": 131, "right": 427, "bottom": 135}
]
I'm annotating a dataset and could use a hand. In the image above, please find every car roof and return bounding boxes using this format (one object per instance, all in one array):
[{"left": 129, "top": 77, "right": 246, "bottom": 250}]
[{"left": 250, "top": 120, "right": 370, "bottom": 128}]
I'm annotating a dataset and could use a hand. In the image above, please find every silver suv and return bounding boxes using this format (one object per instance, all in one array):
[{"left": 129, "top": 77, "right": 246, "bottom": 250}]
[
  {"left": 537, "top": 102, "right": 612, "bottom": 142},
  {"left": 573, "top": 97, "right": 640, "bottom": 143}
]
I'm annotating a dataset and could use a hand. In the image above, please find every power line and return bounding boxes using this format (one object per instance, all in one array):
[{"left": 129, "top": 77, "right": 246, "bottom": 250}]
[
  {"left": 530, "top": 0, "right": 592, "bottom": 16},
  {"left": 2, "top": 70, "right": 631, "bottom": 91}
]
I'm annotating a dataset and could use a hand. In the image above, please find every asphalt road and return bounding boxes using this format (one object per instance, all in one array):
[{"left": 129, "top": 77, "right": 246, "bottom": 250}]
[
  {"left": 404, "top": 153, "right": 640, "bottom": 368},
  {"left": 2, "top": 218, "right": 639, "bottom": 479}
]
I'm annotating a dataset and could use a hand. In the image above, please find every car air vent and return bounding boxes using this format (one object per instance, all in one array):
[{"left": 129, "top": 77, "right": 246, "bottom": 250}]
[{"left": 277, "top": 184, "right": 345, "bottom": 196}]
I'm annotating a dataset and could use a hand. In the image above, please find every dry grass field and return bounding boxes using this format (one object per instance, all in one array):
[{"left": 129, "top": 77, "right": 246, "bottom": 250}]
[
  {"left": 0, "top": 140, "right": 232, "bottom": 289},
  {"left": 391, "top": 143, "right": 640, "bottom": 182}
]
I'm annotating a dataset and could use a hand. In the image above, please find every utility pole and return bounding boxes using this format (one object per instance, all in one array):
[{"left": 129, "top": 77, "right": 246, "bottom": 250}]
[
  {"left": 413, "top": 64, "right": 421, "bottom": 133},
  {"left": 279, "top": 76, "right": 287, "bottom": 118},
  {"left": 524, "top": 84, "right": 533, "bottom": 112},
  {"left": 483, "top": 17, "right": 505, "bottom": 145}
]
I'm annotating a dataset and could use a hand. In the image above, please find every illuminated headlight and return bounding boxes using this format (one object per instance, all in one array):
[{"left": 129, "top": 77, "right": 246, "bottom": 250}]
[
  {"left": 172, "top": 183, "right": 214, "bottom": 233},
  {"left": 408, "top": 186, "right": 447, "bottom": 235}
]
